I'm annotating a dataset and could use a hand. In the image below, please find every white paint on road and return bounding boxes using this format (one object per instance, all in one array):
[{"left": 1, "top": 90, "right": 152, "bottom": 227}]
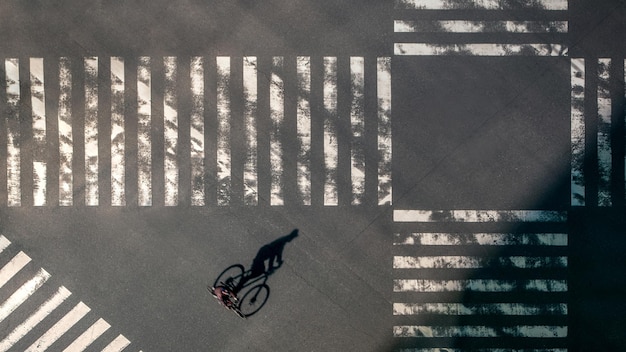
[
  {"left": 0, "top": 55, "right": 393, "bottom": 208},
  {"left": 571, "top": 58, "right": 585, "bottom": 206},
  {"left": 5, "top": 58, "right": 21, "bottom": 206},
  {"left": 84, "top": 57, "right": 99, "bottom": 206},
  {"left": 351, "top": 57, "right": 365, "bottom": 205},
  {"left": 323, "top": 57, "right": 338, "bottom": 206},
  {"left": 0, "top": 252, "right": 31, "bottom": 289},
  {"left": 101, "top": 334, "right": 131, "bottom": 352},
  {"left": 393, "top": 210, "right": 567, "bottom": 222},
  {"left": 297, "top": 57, "right": 312, "bottom": 205},
  {"left": 395, "top": 0, "right": 568, "bottom": 10},
  {"left": 217, "top": 56, "right": 232, "bottom": 206},
  {"left": 270, "top": 57, "right": 285, "bottom": 206},
  {"left": 395, "top": 43, "right": 568, "bottom": 56},
  {"left": 394, "top": 255, "right": 567, "bottom": 269},
  {"left": 0, "top": 286, "right": 71, "bottom": 352},
  {"left": 394, "top": 233, "right": 568, "bottom": 246},
  {"left": 0, "top": 236, "right": 9, "bottom": 253},
  {"left": 63, "top": 318, "right": 110, "bottom": 352},
  {"left": 58, "top": 57, "right": 74, "bottom": 206},
  {"left": 0, "top": 268, "right": 50, "bottom": 323},
  {"left": 393, "top": 325, "right": 567, "bottom": 338},
  {"left": 190, "top": 57, "right": 205, "bottom": 206},
  {"left": 597, "top": 58, "right": 612, "bottom": 207},
  {"left": 393, "top": 303, "right": 567, "bottom": 315},
  {"left": 30, "top": 58, "right": 47, "bottom": 206},
  {"left": 396, "top": 349, "right": 567, "bottom": 352},
  {"left": 111, "top": 57, "right": 126, "bottom": 206},
  {"left": 25, "top": 301, "right": 90, "bottom": 352},
  {"left": 394, "top": 279, "right": 568, "bottom": 292},
  {"left": 377, "top": 57, "right": 392, "bottom": 205},
  {"left": 137, "top": 57, "right": 152, "bottom": 206},
  {"left": 0, "top": 235, "right": 139, "bottom": 351},
  {"left": 243, "top": 57, "right": 258, "bottom": 205},
  {"left": 164, "top": 57, "right": 179, "bottom": 206},
  {"left": 394, "top": 20, "right": 568, "bottom": 33}
]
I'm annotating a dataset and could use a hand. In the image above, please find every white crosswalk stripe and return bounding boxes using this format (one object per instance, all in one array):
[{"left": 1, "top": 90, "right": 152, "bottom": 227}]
[
  {"left": 25, "top": 301, "right": 91, "bottom": 352},
  {"left": 0, "top": 235, "right": 142, "bottom": 351},
  {"left": 569, "top": 58, "right": 626, "bottom": 206},
  {"left": 0, "top": 251, "right": 32, "bottom": 289},
  {"left": 2, "top": 56, "right": 392, "bottom": 207},
  {"left": 62, "top": 318, "right": 111, "bottom": 352},
  {"left": 394, "top": 0, "right": 568, "bottom": 56},
  {"left": 392, "top": 210, "right": 568, "bottom": 350}
]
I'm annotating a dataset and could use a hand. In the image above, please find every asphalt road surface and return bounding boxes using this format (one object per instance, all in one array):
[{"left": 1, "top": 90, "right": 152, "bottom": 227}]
[{"left": 0, "top": 1, "right": 625, "bottom": 351}]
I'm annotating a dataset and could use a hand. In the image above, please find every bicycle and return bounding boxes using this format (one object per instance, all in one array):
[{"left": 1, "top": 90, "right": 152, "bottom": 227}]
[
  {"left": 208, "top": 282, "right": 246, "bottom": 319},
  {"left": 210, "top": 264, "right": 271, "bottom": 318}
]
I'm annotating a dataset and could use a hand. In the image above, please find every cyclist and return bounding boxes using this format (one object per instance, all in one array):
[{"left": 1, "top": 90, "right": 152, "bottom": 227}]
[{"left": 213, "top": 285, "right": 237, "bottom": 308}]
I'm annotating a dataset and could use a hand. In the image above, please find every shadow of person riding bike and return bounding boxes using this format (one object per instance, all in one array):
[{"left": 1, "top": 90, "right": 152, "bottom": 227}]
[{"left": 210, "top": 229, "right": 299, "bottom": 318}]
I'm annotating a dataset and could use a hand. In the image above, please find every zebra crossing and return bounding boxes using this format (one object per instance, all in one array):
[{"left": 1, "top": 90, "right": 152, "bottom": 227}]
[
  {"left": 394, "top": 0, "right": 568, "bottom": 56},
  {"left": 1, "top": 56, "right": 392, "bottom": 207},
  {"left": 570, "top": 58, "right": 626, "bottom": 207},
  {"left": 392, "top": 210, "right": 568, "bottom": 350},
  {"left": 0, "top": 234, "right": 140, "bottom": 351}
]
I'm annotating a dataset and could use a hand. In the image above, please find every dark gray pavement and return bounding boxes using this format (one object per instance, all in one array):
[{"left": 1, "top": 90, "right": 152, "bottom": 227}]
[{"left": 1, "top": 0, "right": 626, "bottom": 351}]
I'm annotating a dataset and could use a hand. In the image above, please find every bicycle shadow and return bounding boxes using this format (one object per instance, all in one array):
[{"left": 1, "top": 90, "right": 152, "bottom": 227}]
[{"left": 212, "top": 229, "right": 299, "bottom": 318}]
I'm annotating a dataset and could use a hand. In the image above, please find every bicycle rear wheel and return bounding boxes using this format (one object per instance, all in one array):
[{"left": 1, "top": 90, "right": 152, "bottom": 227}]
[{"left": 212, "top": 264, "right": 245, "bottom": 291}]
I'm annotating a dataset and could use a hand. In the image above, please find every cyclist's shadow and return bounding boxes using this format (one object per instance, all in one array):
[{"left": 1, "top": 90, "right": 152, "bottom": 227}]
[{"left": 211, "top": 229, "right": 299, "bottom": 318}]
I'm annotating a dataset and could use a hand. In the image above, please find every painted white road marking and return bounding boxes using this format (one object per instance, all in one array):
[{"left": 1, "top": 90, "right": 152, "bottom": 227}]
[
  {"left": 323, "top": 57, "right": 338, "bottom": 206},
  {"left": 111, "top": 57, "right": 126, "bottom": 206},
  {"left": 270, "top": 57, "right": 285, "bottom": 206},
  {"left": 571, "top": 58, "right": 586, "bottom": 206},
  {"left": 164, "top": 56, "right": 179, "bottom": 206},
  {"left": 63, "top": 318, "right": 110, "bottom": 352},
  {"left": 396, "top": 349, "right": 567, "bottom": 352},
  {"left": 395, "top": 0, "right": 568, "bottom": 10},
  {"left": 350, "top": 57, "right": 365, "bottom": 205},
  {"left": 191, "top": 57, "right": 206, "bottom": 206},
  {"left": 394, "top": 210, "right": 567, "bottom": 222},
  {"left": 597, "top": 58, "right": 612, "bottom": 207},
  {"left": 0, "top": 251, "right": 31, "bottom": 289},
  {"left": 394, "top": 20, "right": 568, "bottom": 33},
  {"left": 395, "top": 43, "right": 568, "bottom": 56},
  {"left": 394, "top": 233, "right": 568, "bottom": 246},
  {"left": 394, "top": 255, "right": 568, "bottom": 269},
  {"left": 137, "top": 57, "right": 152, "bottom": 206},
  {"left": 216, "top": 56, "right": 232, "bottom": 206},
  {"left": 30, "top": 58, "right": 47, "bottom": 206},
  {"left": 0, "top": 236, "right": 10, "bottom": 253},
  {"left": 394, "top": 1, "right": 567, "bottom": 56},
  {"left": 3, "top": 56, "right": 392, "bottom": 207},
  {"left": 84, "top": 57, "right": 99, "bottom": 206},
  {"left": 58, "top": 57, "right": 74, "bottom": 206},
  {"left": 0, "top": 286, "right": 71, "bottom": 352},
  {"left": 377, "top": 57, "right": 392, "bottom": 205},
  {"left": 393, "top": 325, "right": 567, "bottom": 338},
  {"left": 394, "top": 279, "right": 568, "bottom": 292},
  {"left": 101, "top": 334, "right": 131, "bottom": 352},
  {"left": 393, "top": 303, "right": 567, "bottom": 315},
  {"left": 25, "top": 301, "right": 90, "bottom": 352},
  {"left": 5, "top": 58, "right": 21, "bottom": 206},
  {"left": 0, "top": 236, "right": 140, "bottom": 350},
  {"left": 243, "top": 57, "right": 258, "bottom": 205},
  {"left": 297, "top": 57, "right": 312, "bottom": 205},
  {"left": 0, "top": 269, "right": 50, "bottom": 323}
]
